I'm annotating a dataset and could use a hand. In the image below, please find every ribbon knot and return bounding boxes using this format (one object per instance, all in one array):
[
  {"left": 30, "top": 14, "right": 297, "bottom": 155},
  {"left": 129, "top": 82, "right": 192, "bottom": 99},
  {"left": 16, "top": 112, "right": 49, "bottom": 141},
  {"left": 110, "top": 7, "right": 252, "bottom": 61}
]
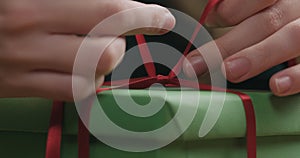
[{"left": 156, "top": 75, "right": 171, "bottom": 85}]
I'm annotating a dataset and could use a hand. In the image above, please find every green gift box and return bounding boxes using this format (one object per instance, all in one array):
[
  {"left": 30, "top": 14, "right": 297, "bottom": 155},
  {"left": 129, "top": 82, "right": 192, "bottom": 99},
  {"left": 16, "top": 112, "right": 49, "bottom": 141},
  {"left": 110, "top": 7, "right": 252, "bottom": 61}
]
[{"left": 1, "top": 89, "right": 300, "bottom": 158}]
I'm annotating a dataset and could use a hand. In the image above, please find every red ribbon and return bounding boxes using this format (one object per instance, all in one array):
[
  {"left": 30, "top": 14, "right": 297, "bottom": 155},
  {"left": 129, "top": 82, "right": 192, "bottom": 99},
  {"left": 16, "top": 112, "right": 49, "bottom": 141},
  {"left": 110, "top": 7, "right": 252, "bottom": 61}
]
[
  {"left": 46, "top": 0, "right": 257, "bottom": 158},
  {"left": 45, "top": 101, "right": 63, "bottom": 158},
  {"left": 78, "top": 119, "right": 90, "bottom": 158}
]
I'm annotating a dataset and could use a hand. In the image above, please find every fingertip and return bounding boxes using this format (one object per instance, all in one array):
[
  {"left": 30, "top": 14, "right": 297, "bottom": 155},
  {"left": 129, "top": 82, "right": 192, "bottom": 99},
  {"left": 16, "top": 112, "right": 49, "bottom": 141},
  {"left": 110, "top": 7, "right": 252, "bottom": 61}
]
[
  {"left": 163, "top": 9, "right": 176, "bottom": 31},
  {"left": 183, "top": 58, "right": 196, "bottom": 79},
  {"left": 222, "top": 57, "right": 251, "bottom": 83},
  {"left": 148, "top": 4, "right": 176, "bottom": 29},
  {"left": 270, "top": 75, "right": 292, "bottom": 97},
  {"left": 138, "top": 5, "right": 176, "bottom": 35}
]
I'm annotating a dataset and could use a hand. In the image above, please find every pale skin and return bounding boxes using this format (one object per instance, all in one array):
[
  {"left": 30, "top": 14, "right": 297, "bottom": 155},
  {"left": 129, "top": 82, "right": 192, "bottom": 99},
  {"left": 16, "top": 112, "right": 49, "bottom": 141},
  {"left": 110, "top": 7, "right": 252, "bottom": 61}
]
[
  {"left": 0, "top": 0, "right": 176, "bottom": 101},
  {"left": 183, "top": 0, "right": 300, "bottom": 97}
]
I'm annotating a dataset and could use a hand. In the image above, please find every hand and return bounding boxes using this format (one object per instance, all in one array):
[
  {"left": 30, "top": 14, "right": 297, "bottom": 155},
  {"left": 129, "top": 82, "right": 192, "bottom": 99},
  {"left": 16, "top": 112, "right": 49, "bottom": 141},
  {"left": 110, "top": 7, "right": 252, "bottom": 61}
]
[
  {"left": 0, "top": 0, "right": 175, "bottom": 101},
  {"left": 183, "top": 0, "right": 300, "bottom": 96}
]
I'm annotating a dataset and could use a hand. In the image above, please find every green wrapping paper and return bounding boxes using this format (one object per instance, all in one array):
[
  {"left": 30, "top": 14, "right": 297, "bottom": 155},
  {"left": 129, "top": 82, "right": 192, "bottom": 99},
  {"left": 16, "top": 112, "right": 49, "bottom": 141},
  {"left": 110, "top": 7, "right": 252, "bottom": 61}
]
[{"left": 1, "top": 89, "right": 300, "bottom": 158}]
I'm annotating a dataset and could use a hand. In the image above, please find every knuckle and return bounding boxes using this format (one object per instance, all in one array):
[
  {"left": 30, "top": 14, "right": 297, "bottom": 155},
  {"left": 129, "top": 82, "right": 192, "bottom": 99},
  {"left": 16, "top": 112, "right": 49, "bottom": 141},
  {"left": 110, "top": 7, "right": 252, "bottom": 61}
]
[{"left": 261, "top": 6, "right": 283, "bottom": 33}]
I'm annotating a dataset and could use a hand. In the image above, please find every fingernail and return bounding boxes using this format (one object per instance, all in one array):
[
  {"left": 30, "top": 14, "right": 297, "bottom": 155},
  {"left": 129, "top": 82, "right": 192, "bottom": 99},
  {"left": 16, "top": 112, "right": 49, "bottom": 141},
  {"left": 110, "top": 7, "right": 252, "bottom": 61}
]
[
  {"left": 275, "top": 76, "right": 292, "bottom": 94},
  {"left": 224, "top": 57, "right": 251, "bottom": 80},
  {"left": 183, "top": 56, "right": 207, "bottom": 78}
]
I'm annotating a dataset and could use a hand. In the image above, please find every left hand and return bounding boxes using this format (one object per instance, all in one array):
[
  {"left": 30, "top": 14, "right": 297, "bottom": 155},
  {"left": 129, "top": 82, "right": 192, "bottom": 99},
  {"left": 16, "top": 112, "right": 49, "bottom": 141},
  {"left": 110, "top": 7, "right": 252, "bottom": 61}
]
[{"left": 183, "top": 0, "right": 300, "bottom": 96}]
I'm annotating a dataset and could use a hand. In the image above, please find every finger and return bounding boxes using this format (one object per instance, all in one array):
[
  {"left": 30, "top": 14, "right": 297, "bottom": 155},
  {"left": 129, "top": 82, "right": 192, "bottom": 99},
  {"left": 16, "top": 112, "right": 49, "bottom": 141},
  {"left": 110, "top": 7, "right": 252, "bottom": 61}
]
[
  {"left": 222, "top": 18, "right": 300, "bottom": 83},
  {"left": 8, "top": 71, "right": 104, "bottom": 101},
  {"left": 214, "top": 0, "right": 300, "bottom": 57},
  {"left": 270, "top": 64, "right": 300, "bottom": 96},
  {"left": 184, "top": 0, "right": 300, "bottom": 77},
  {"left": 13, "top": 35, "right": 126, "bottom": 76},
  {"left": 206, "top": 0, "right": 278, "bottom": 27},
  {"left": 45, "top": 0, "right": 175, "bottom": 36}
]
